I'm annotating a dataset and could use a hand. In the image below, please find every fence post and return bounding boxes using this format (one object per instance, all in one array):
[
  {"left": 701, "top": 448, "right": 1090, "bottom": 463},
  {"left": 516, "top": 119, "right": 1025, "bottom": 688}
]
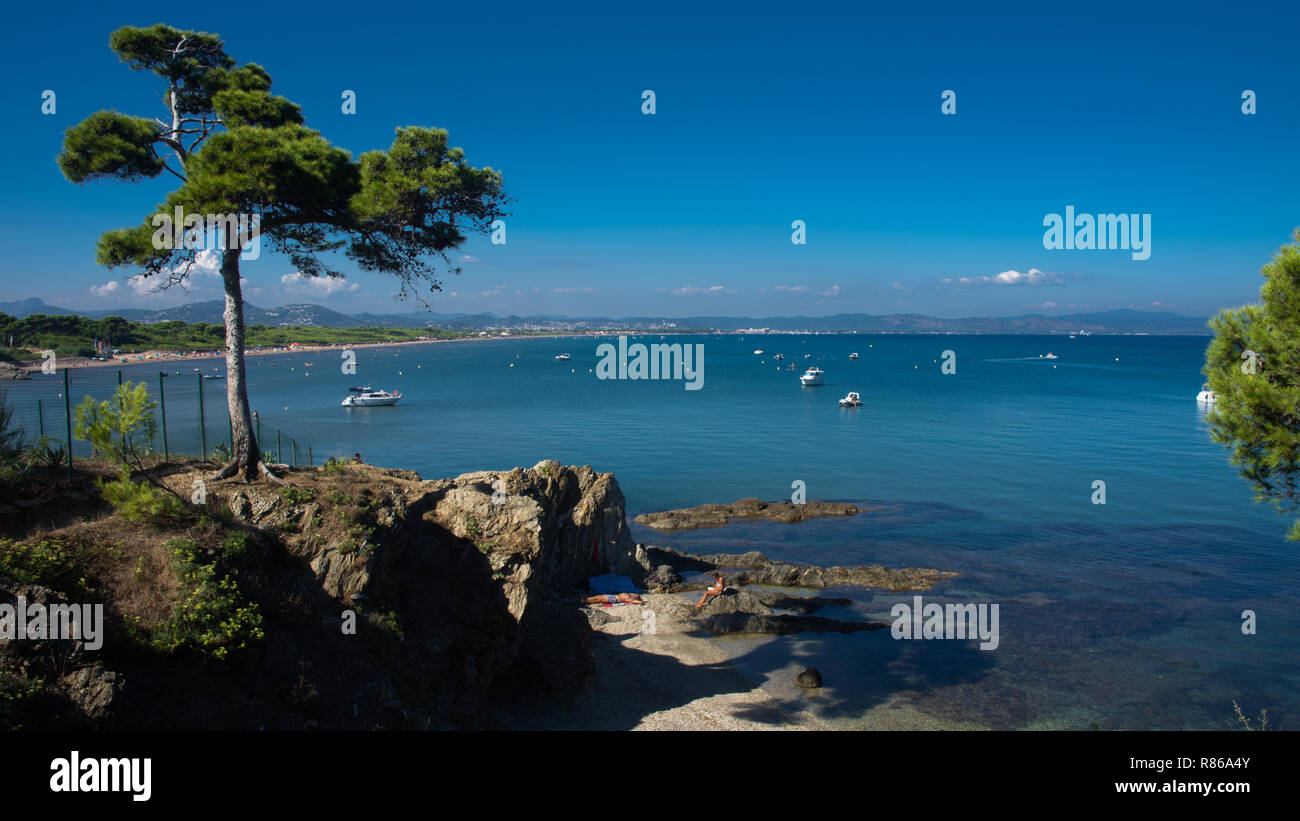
[
  {"left": 37, "top": 399, "right": 44, "bottom": 438},
  {"left": 276, "top": 429, "right": 282, "bottom": 464},
  {"left": 292, "top": 438, "right": 298, "bottom": 467},
  {"left": 308, "top": 446, "right": 313, "bottom": 467},
  {"left": 197, "top": 372, "right": 206, "bottom": 459},
  {"left": 117, "top": 370, "right": 123, "bottom": 387},
  {"left": 62, "top": 368, "right": 72, "bottom": 480},
  {"left": 158, "top": 372, "right": 169, "bottom": 461}
]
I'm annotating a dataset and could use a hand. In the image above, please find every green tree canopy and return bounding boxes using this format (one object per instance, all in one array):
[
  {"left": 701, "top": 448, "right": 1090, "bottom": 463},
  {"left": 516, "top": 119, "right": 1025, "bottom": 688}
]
[
  {"left": 1204, "top": 228, "right": 1300, "bottom": 539},
  {"left": 59, "top": 23, "right": 509, "bottom": 481}
]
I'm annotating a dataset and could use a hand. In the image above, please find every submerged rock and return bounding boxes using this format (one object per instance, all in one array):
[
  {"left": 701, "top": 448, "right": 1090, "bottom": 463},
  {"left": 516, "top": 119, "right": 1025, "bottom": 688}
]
[
  {"left": 795, "top": 668, "right": 823, "bottom": 689},
  {"left": 700, "top": 613, "right": 888, "bottom": 636},
  {"left": 635, "top": 498, "right": 862, "bottom": 532}
]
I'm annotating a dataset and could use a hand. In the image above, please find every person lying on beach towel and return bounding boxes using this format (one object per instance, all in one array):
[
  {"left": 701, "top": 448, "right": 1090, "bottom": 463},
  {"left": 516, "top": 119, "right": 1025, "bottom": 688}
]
[
  {"left": 582, "top": 592, "right": 643, "bottom": 606},
  {"left": 696, "top": 573, "right": 725, "bottom": 609}
]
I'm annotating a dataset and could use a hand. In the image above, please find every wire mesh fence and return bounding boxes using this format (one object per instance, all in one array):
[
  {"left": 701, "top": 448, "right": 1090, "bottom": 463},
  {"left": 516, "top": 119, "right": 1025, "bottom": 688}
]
[{"left": 2, "top": 366, "right": 317, "bottom": 474}]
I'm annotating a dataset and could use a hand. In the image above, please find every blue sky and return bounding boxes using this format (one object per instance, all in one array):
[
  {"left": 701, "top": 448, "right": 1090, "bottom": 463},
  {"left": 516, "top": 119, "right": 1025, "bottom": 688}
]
[{"left": 1, "top": 0, "right": 1297, "bottom": 319}]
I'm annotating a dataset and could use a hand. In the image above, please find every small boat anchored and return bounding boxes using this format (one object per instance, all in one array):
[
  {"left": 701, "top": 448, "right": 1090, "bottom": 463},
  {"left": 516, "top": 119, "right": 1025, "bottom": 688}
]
[
  {"left": 1043, "top": 352, "right": 1059, "bottom": 359},
  {"left": 838, "top": 391, "right": 862, "bottom": 407},
  {"left": 773, "top": 353, "right": 784, "bottom": 360},
  {"left": 554, "top": 353, "right": 571, "bottom": 361},
  {"left": 1197, "top": 383, "right": 1217, "bottom": 405},
  {"left": 799, "top": 367, "right": 825, "bottom": 386},
  {"left": 342, "top": 386, "right": 402, "bottom": 407},
  {"left": 849, "top": 352, "right": 859, "bottom": 360},
  {"left": 753, "top": 349, "right": 765, "bottom": 355}
]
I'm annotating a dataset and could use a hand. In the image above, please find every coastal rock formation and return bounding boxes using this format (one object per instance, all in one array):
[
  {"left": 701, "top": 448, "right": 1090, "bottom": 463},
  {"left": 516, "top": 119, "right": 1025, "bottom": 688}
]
[
  {"left": 634, "top": 497, "right": 862, "bottom": 532},
  {"left": 240, "top": 459, "right": 643, "bottom": 714},
  {"left": 0, "top": 362, "right": 30, "bottom": 380},
  {"left": 3, "top": 459, "right": 646, "bottom": 730},
  {"left": 2, "top": 459, "right": 960, "bottom": 728},
  {"left": 699, "top": 613, "right": 887, "bottom": 635},
  {"left": 639, "top": 545, "right": 957, "bottom": 592},
  {"left": 687, "top": 588, "right": 887, "bottom": 636}
]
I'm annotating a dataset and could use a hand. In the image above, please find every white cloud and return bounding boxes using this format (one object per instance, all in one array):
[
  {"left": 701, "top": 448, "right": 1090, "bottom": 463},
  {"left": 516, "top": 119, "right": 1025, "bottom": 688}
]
[
  {"left": 280, "top": 273, "right": 359, "bottom": 297},
  {"left": 90, "top": 280, "right": 120, "bottom": 298},
  {"left": 671, "top": 285, "right": 735, "bottom": 295},
  {"left": 459, "top": 254, "right": 482, "bottom": 264},
  {"left": 941, "top": 268, "right": 1063, "bottom": 288},
  {"left": 818, "top": 285, "right": 840, "bottom": 297},
  {"left": 774, "top": 285, "right": 808, "bottom": 293},
  {"left": 551, "top": 287, "right": 597, "bottom": 294}
]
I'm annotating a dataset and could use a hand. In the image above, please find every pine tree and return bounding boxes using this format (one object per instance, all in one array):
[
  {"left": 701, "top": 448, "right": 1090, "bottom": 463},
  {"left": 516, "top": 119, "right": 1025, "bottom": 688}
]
[
  {"left": 59, "top": 24, "right": 509, "bottom": 482},
  {"left": 1204, "top": 228, "right": 1300, "bottom": 539}
]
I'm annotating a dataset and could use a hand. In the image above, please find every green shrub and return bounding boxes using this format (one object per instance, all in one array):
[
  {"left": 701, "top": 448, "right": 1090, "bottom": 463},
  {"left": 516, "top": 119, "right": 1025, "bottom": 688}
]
[
  {"left": 99, "top": 469, "right": 187, "bottom": 524},
  {"left": 322, "top": 456, "right": 349, "bottom": 475},
  {"left": 279, "top": 485, "right": 314, "bottom": 504},
  {"left": 0, "top": 538, "right": 88, "bottom": 596},
  {"left": 150, "top": 539, "right": 263, "bottom": 660},
  {"left": 73, "top": 382, "right": 157, "bottom": 469},
  {"left": 0, "top": 668, "right": 42, "bottom": 730},
  {"left": 222, "top": 532, "right": 251, "bottom": 564},
  {"left": 26, "top": 436, "right": 66, "bottom": 468}
]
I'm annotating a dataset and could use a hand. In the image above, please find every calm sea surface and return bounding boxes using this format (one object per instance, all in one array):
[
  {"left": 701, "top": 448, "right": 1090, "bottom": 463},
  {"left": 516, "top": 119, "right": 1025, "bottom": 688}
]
[{"left": 8, "top": 333, "right": 1298, "bottom": 729}]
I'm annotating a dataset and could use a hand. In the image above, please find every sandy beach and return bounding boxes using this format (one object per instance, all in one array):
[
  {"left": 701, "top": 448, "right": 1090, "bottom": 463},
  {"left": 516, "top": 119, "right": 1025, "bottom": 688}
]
[
  {"left": 496, "top": 591, "right": 990, "bottom": 731},
  {"left": 7, "top": 332, "right": 605, "bottom": 374},
  {"left": 497, "top": 593, "right": 830, "bottom": 730}
]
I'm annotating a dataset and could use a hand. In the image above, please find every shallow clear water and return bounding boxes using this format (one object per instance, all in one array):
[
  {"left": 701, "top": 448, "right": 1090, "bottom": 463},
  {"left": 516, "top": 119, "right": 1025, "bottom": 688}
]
[{"left": 8, "top": 333, "right": 1297, "bottom": 729}]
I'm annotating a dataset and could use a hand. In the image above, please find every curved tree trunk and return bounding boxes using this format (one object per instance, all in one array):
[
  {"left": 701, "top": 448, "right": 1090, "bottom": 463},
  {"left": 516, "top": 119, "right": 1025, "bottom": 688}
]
[{"left": 211, "top": 247, "right": 282, "bottom": 484}]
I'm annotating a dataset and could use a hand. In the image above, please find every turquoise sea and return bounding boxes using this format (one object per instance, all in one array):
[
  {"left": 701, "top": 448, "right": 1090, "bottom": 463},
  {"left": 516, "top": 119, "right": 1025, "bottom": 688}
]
[{"left": 8, "top": 333, "right": 1298, "bottom": 729}]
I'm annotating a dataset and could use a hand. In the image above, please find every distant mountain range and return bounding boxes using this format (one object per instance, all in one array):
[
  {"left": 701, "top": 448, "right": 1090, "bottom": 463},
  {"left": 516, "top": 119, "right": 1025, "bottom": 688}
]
[{"left": 0, "top": 297, "right": 1213, "bottom": 335}]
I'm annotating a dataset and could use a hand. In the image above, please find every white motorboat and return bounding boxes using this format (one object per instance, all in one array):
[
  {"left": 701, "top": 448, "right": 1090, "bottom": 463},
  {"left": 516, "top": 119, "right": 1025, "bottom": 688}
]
[
  {"left": 799, "top": 367, "right": 825, "bottom": 386},
  {"left": 1043, "top": 352, "right": 1059, "bottom": 359},
  {"left": 804, "top": 354, "right": 812, "bottom": 359},
  {"left": 838, "top": 391, "right": 862, "bottom": 407},
  {"left": 342, "top": 386, "right": 402, "bottom": 407},
  {"left": 555, "top": 353, "right": 571, "bottom": 361},
  {"left": 753, "top": 349, "right": 764, "bottom": 355},
  {"left": 849, "top": 352, "right": 859, "bottom": 359},
  {"left": 1197, "top": 383, "right": 1217, "bottom": 405},
  {"left": 773, "top": 353, "right": 784, "bottom": 360}
]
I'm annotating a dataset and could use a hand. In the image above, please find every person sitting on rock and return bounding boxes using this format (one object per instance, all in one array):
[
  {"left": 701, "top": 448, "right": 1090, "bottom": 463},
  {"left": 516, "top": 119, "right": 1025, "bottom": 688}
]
[
  {"left": 582, "top": 592, "right": 643, "bottom": 605},
  {"left": 695, "top": 573, "right": 725, "bottom": 609}
]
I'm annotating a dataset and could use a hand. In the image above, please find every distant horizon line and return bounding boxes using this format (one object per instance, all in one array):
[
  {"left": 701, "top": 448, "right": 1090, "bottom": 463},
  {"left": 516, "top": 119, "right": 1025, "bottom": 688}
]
[{"left": 0, "top": 296, "right": 1211, "bottom": 323}]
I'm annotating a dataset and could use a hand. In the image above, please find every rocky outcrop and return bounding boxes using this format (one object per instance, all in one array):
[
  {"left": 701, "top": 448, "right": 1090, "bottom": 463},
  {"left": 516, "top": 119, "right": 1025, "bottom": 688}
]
[
  {"left": 0, "top": 583, "right": 121, "bottom": 729},
  {"left": 204, "top": 458, "right": 642, "bottom": 721},
  {"left": 635, "top": 497, "right": 862, "bottom": 532},
  {"left": 638, "top": 545, "right": 957, "bottom": 592},
  {"left": 0, "top": 362, "right": 31, "bottom": 380}
]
